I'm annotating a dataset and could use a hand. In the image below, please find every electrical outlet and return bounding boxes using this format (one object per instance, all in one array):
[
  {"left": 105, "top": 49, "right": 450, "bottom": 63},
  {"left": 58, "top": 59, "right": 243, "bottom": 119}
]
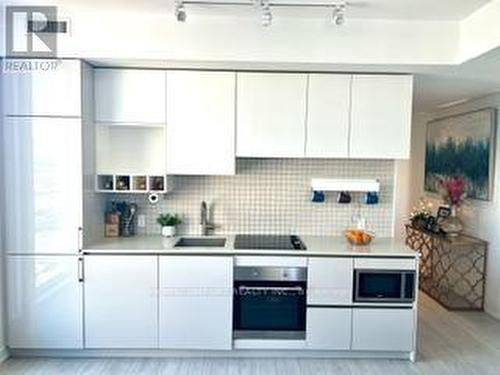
[{"left": 138, "top": 214, "right": 146, "bottom": 228}]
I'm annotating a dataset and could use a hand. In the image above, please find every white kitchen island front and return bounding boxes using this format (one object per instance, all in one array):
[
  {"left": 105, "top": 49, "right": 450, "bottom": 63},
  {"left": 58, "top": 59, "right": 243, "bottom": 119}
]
[{"left": 7, "top": 236, "right": 419, "bottom": 362}]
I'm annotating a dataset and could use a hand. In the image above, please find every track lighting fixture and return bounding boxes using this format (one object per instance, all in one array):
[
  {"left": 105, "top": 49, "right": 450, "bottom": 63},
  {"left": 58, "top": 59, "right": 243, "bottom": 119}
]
[
  {"left": 175, "top": 0, "right": 187, "bottom": 22},
  {"left": 331, "top": 2, "right": 346, "bottom": 26},
  {"left": 259, "top": 0, "right": 273, "bottom": 27},
  {"left": 174, "top": 1, "right": 349, "bottom": 27}
]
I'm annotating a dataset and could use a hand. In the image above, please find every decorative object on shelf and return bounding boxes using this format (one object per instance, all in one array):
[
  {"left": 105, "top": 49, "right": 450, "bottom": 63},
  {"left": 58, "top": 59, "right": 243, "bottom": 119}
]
[
  {"left": 405, "top": 224, "right": 487, "bottom": 311},
  {"left": 425, "top": 108, "right": 496, "bottom": 201},
  {"left": 150, "top": 176, "right": 165, "bottom": 191},
  {"left": 439, "top": 176, "right": 467, "bottom": 236},
  {"left": 116, "top": 175, "right": 130, "bottom": 191},
  {"left": 98, "top": 175, "right": 114, "bottom": 191},
  {"left": 132, "top": 176, "right": 147, "bottom": 191},
  {"left": 157, "top": 213, "right": 182, "bottom": 237}
]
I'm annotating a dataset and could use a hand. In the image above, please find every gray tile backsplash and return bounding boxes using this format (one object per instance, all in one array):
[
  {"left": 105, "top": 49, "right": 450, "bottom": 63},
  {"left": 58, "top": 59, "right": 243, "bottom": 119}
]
[{"left": 110, "top": 158, "right": 395, "bottom": 237}]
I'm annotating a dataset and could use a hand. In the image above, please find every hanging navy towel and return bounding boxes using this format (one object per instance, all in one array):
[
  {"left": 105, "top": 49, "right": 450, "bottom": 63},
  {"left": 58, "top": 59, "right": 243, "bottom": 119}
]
[
  {"left": 365, "top": 191, "right": 379, "bottom": 205},
  {"left": 311, "top": 190, "right": 325, "bottom": 203}
]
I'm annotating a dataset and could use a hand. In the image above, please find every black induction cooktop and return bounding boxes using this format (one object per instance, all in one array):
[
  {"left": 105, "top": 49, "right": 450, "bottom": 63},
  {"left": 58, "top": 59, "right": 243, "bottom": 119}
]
[{"left": 233, "top": 235, "right": 307, "bottom": 250}]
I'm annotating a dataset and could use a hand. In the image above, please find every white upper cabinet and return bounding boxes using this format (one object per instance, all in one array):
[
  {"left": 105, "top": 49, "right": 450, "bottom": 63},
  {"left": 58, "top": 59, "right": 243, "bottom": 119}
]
[
  {"left": 7, "top": 255, "right": 83, "bottom": 349},
  {"left": 350, "top": 75, "right": 413, "bottom": 159},
  {"left": 84, "top": 255, "right": 158, "bottom": 349},
  {"left": 2, "top": 117, "right": 83, "bottom": 254},
  {"left": 166, "top": 71, "right": 236, "bottom": 175},
  {"left": 3, "top": 59, "right": 81, "bottom": 117},
  {"left": 306, "top": 74, "right": 351, "bottom": 158},
  {"left": 159, "top": 256, "right": 233, "bottom": 350},
  {"left": 236, "top": 73, "right": 307, "bottom": 158},
  {"left": 94, "top": 69, "right": 166, "bottom": 124}
]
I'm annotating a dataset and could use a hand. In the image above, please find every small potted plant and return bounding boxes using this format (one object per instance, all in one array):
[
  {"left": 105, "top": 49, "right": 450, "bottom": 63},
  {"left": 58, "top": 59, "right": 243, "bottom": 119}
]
[{"left": 157, "top": 213, "right": 182, "bottom": 237}]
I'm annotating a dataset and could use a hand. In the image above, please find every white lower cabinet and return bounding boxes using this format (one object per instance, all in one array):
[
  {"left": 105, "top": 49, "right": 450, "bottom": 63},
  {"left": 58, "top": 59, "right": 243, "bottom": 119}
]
[
  {"left": 307, "top": 258, "right": 353, "bottom": 305},
  {"left": 306, "top": 308, "right": 352, "bottom": 350},
  {"left": 6, "top": 255, "right": 83, "bottom": 349},
  {"left": 159, "top": 256, "right": 233, "bottom": 350},
  {"left": 84, "top": 255, "right": 158, "bottom": 348},
  {"left": 352, "top": 308, "right": 414, "bottom": 351}
]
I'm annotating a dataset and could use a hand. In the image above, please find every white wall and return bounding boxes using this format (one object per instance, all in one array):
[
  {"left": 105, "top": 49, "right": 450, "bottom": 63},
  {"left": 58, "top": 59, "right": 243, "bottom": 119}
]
[
  {"left": 408, "top": 94, "right": 500, "bottom": 319},
  {"left": 0, "top": 7, "right": 458, "bottom": 66},
  {"left": 460, "top": 0, "right": 500, "bottom": 62}
]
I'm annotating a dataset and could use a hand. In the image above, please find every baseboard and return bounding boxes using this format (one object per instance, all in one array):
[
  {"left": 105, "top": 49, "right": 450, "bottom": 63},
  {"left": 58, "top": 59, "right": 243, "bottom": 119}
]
[
  {"left": 9, "top": 348, "right": 413, "bottom": 361},
  {"left": 0, "top": 346, "right": 9, "bottom": 363}
]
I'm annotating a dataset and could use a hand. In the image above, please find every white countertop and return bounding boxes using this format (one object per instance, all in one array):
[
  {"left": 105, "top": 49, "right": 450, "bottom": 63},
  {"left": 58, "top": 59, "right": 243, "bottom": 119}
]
[{"left": 84, "top": 235, "right": 418, "bottom": 258}]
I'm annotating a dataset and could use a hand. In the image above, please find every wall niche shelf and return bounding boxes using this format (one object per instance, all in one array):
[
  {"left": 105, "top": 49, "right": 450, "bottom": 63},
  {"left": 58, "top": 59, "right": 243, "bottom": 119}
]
[
  {"left": 311, "top": 178, "right": 380, "bottom": 193},
  {"left": 96, "top": 174, "right": 171, "bottom": 194}
]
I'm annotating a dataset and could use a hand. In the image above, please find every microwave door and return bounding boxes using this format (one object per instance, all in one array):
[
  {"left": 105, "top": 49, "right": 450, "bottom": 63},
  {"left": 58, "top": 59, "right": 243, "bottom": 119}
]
[{"left": 355, "top": 270, "right": 414, "bottom": 303}]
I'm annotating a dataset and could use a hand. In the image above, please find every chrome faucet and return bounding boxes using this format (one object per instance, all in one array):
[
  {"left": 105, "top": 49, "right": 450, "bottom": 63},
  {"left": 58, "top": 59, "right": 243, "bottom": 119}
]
[{"left": 200, "top": 201, "right": 216, "bottom": 236}]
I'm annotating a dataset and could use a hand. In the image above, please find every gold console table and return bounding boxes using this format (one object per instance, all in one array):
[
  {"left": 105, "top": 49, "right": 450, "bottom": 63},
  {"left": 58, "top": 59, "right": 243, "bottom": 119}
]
[{"left": 405, "top": 224, "right": 487, "bottom": 311}]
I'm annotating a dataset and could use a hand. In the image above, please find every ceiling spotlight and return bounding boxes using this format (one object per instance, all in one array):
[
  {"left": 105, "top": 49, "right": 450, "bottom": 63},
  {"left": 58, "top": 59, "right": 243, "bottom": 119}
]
[
  {"left": 261, "top": 4, "right": 272, "bottom": 27},
  {"left": 331, "top": 2, "right": 346, "bottom": 26},
  {"left": 255, "top": 0, "right": 272, "bottom": 27},
  {"left": 175, "top": 0, "right": 187, "bottom": 22}
]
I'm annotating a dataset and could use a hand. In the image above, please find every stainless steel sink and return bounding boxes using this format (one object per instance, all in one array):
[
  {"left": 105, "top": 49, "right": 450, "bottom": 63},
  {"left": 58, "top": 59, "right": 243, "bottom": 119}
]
[{"left": 174, "top": 237, "right": 226, "bottom": 248}]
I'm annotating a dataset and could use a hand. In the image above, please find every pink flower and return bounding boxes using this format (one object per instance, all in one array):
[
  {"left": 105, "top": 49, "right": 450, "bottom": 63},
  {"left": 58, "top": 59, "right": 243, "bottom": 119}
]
[{"left": 440, "top": 177, "right": 466, "bottom": 206}]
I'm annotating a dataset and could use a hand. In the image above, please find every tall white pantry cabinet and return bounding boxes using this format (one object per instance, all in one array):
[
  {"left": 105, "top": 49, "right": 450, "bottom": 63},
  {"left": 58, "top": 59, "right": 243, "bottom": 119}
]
[{"left": 1, "top": 60, "right": 96, "bottom": 349}]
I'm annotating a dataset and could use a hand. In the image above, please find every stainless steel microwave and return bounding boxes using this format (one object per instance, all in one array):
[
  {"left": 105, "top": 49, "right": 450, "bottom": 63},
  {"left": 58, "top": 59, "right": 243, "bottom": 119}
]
[{"left": 354, "top": 269, "right": 416, "bottom": 303}]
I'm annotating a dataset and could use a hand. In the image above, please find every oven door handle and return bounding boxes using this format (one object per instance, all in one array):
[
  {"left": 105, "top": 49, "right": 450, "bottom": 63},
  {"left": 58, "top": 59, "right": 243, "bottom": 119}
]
[{"left": 238, "top": 286, "right": 304, "bottom": 293}]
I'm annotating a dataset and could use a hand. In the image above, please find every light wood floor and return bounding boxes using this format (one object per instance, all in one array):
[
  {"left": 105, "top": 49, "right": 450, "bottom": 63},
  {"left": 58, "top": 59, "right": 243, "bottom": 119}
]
[{"left": 1, "top": 293, "right": 500, "bottom": 375}]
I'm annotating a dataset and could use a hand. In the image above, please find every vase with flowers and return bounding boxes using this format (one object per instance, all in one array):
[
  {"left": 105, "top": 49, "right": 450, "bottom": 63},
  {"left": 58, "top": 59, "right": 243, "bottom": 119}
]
[{"left": 439, "top": 176, "right": 467, "bottom": 236}]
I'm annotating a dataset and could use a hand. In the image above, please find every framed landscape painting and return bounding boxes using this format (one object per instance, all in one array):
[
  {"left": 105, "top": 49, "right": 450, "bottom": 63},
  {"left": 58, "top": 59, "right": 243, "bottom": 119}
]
[{"left": 425, "top": 108, "right": 496, "bottom": 201}]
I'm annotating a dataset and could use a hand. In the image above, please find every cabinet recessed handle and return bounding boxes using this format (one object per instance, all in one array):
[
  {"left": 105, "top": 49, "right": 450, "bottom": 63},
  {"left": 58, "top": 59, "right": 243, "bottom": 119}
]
[
  {"left": 78, "top": 227, "right": 83, "bottom": 253},
  {"left": 78, "top": 257, "right": 84, "bottom": 282}
]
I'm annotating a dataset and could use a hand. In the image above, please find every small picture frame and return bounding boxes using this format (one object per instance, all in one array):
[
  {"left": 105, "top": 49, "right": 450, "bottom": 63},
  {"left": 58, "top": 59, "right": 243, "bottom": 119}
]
[{"left": 437, "top": 206, "right": 452, "bottom": 221}]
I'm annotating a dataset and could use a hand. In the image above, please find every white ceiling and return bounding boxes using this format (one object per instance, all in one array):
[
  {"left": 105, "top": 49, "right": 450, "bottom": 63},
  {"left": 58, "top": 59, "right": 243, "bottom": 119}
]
[{"left": 4, "top": 0, "right": 491, "bottom": 20}]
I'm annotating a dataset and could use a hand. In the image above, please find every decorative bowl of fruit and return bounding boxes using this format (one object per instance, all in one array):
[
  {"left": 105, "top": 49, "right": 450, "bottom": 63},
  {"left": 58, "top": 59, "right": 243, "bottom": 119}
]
[{"left": 344, "top": 229, "right": 375, "bottom": 246}]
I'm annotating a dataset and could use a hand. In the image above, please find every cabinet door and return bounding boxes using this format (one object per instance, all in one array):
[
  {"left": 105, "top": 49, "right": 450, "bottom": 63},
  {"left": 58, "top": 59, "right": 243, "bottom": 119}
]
[
  {"left": 2, "top": 117, "right": 82, "bottom": 254},
  {"left": 166, "top": 71, "right": 235, "bottom": 175},
  {"left": 2, "top": 59, "right": 81, "bottom": 117},
  {"left": 306, "top": 308, "right": 352, "bottom": 350},
  {"left": 84, "top": 255, "right": 158, "bottom": 348},
  {"left": 159, "top": 256, "right": 233, "bottom": 350},
  {"left": 7, "top": 255, "right": 83, "bottom": 348},
  {"left": 308, "top": 258, "right": 353, "bottom": 305},
  {"left": 352, "top": 308, "right": 415, "bottom": 351},
  {"left": 306, "top": 74, "right": 351, "bottom": 158},
  {"left": 236, "top": 73, "right": 307, "bottom": 157},
  {"left": 94, "top": 69, "right": 166, "bottom": 123},
  {"left": 350, "top": 75, "right": 413, "bottom": 159}
]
